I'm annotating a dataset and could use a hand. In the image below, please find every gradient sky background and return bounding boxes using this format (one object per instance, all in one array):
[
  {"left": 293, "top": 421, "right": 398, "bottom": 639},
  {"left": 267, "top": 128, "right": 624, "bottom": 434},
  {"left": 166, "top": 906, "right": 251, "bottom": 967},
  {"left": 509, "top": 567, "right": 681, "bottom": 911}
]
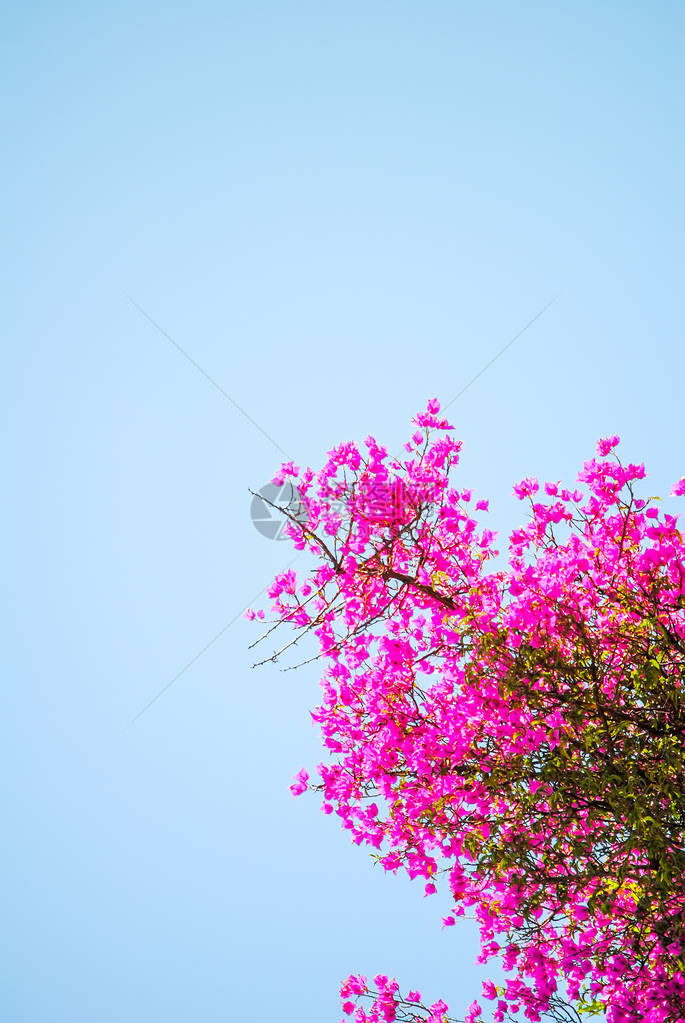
[{"left": 2, "top": 3, "right": 684, "bottom": 1021}]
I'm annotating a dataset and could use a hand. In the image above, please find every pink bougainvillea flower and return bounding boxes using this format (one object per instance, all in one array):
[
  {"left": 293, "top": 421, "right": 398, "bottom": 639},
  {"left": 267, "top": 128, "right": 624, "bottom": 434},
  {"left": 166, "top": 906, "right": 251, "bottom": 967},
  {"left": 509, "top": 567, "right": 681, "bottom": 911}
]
[
  {"left": 288, "top": 768, "right": 309, "bottom": 797},
  {"left": 512, "top": 476, "right": 539, "bottom": 499},
  {"left": 597, "top": 435, "right": 620, "bottom": 455}
]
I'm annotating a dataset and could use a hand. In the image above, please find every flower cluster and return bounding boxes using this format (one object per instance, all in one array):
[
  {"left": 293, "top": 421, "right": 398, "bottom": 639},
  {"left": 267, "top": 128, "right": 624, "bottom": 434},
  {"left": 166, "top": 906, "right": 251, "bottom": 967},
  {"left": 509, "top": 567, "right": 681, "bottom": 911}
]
[
  {"left": 339, "top": 975, "right": 452, "bottom": 1023},
  {"left": 251, "top": 403, "right": 685, "bottom": 1023}
]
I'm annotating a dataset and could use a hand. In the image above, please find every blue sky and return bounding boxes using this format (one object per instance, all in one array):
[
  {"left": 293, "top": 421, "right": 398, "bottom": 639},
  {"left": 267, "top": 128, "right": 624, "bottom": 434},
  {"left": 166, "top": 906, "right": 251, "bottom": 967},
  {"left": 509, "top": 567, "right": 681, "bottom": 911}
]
[{"left": 2, "top": 3, "right": 683, "bottom": 1020}]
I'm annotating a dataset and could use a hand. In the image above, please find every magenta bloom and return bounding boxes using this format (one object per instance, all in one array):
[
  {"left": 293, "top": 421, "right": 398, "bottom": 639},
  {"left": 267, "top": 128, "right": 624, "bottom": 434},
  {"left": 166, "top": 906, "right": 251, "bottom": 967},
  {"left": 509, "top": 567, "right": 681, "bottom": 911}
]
[
  {"left": 254, "top": 407, "right": 685, "bottom": 1023},
  {"left": 288, "top": 768, "right": 309, "bottom": 797}
]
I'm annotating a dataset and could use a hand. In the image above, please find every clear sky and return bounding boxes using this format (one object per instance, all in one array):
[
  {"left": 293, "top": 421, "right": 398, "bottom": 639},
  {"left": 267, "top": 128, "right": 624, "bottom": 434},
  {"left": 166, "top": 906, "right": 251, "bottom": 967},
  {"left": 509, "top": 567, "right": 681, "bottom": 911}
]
[{"left": 2, "top": 3, "right": 683, "bottom": 1020}]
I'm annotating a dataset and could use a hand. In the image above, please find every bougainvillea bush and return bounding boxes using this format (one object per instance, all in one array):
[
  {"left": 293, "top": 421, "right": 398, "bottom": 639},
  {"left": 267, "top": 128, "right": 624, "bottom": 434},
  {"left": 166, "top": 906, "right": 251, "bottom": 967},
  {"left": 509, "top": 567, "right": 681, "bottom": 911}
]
[{"left": 247, "top": 401, "right": 685, "bottom": 1023}]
